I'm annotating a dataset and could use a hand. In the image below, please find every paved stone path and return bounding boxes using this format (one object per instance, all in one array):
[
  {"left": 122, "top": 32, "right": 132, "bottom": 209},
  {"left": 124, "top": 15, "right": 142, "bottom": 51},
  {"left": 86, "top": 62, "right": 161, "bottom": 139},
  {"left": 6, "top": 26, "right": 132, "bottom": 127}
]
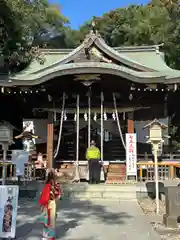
[{"left": 16, "top": 199, "right": 161, "bottom": 240}]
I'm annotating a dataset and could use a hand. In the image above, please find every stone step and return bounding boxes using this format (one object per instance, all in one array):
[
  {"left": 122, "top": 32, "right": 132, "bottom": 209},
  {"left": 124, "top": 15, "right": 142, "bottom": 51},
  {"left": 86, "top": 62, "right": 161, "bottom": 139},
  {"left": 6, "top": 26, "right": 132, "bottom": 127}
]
[
  {"left": 107, "top": 177, "right": 126, "bottom": 181},
  {"left": 62, "top": 183, "right": 136, "bottom": 191},
  {"left": 108, "top": 166, "right": 125, "bottom": 169},
  {"left": 107, "top": 171, "right": 125, "bottom": 174},
  {"left": 61, "top": 184, "right": 137, "bottom": 201},
  {"left": 107, "top": 175, "right": 125, "bottom": 178},
  {"left": 107, "top": 170, "right": 125, "bottom": 174},
  {"left": 107, "top": 175, "right": 126, "bottom": 179},
  {"left": 19, "top": 182, "right": 138, "bottom": 203},
  {"left": 67, "top": 193, "right": 137, "bottom": 201}
]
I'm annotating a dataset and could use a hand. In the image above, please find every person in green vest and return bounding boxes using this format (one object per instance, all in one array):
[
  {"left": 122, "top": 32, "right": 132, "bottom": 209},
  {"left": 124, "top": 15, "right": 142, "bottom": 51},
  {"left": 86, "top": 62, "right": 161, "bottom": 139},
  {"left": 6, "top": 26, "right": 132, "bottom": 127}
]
[{"left": 86, "top": 140, "right": 101, "bottom": 184}]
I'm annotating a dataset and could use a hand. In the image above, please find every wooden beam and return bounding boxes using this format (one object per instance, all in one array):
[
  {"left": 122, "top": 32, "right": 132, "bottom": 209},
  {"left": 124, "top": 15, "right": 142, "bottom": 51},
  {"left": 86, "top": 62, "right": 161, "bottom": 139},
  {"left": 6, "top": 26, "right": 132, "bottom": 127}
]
[
  {"left": 127, "top": 112, "right": 134, "bottom": 133},
  {"left": 47, "top": 112, "right": 54, "bottom": 168},
  {"left": 33, "top": 106, "right": 150, "bottom": 114}
]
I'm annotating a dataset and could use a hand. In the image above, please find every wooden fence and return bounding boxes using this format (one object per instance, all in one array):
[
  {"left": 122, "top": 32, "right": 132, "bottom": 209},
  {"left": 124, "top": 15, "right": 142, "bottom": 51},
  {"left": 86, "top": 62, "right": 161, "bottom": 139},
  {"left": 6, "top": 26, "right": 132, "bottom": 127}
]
[
  {"left": 1, "top": 151, "right": 180, "bottom": 182},
  {"left": 137, "top": 162, "right": 180, "bottom": 182}
]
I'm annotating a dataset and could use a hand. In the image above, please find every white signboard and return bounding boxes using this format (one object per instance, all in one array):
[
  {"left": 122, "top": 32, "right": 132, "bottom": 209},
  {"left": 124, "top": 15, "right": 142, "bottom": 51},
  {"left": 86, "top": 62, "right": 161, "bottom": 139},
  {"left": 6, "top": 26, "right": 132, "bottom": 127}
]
[
  {"left": 23, "top": 120, "right": 34, "bottom": 134},
  {"left": 23, "top": 120, "right": 36, "bottom": 146},
  {"left": 126, "top": 133, "right": 137, "bottom": 176},
  {"left": 0, "top": 185, "right": 19, "bottom": 238},
  {"left": 11, "top": 150, "right": 29, "bottom": 177}
]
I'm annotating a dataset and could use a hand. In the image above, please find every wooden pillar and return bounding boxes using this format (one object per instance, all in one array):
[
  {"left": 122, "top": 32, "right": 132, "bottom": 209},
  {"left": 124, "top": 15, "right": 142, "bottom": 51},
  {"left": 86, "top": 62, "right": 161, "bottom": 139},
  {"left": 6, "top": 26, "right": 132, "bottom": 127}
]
[
  {"left": 127, "top": 112, "right": 134, "bottom": 133},
  {"left": 47, "top": 112, "right": 54, "bottom": 169}
]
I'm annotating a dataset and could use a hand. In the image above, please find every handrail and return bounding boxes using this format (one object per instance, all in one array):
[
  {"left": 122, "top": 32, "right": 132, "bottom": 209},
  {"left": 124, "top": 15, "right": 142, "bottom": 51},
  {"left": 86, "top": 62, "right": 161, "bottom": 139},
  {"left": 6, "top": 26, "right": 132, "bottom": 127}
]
[
  {"left": 137, "top": 161, "right": 180, "bottom": 167},
  {"left": 1, "top": 151, "right": 180, "bottom": 164}
]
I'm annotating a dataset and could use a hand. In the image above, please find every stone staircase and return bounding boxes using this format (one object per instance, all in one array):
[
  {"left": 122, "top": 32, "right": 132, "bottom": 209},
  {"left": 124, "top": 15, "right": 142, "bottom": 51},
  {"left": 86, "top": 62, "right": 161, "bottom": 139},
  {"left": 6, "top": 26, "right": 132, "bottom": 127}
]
[
  {"left": 62, "top": 121, "right": 75, "bottom": 160},
  {"left": 100, "top": 121, "right": 125, "bottom": 161},
  {"left": 110, "top": 135, "right": 125, "bottom": 160},
  {"left": 104, "top": 126, "right": 126, "bottom": 183},
  {"left": 106, "top": 163, "right": 126, "bottom": 183},
  {"left": 14, "top": 182, "right": 137, "bottom": 202},
  {"left": 62, "top": 183, "right": 137, "bottom": 202}
]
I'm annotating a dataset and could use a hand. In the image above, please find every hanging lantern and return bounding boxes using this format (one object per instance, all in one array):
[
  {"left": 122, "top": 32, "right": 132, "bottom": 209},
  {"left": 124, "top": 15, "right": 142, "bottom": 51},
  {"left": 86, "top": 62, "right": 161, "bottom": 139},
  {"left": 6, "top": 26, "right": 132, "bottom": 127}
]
[
  {"left": 84, "top": 112, "right": 88, "bottom": 121},
  {"left": 74, "top": 113, "right": 77, "bottom": 121},
  {"left": 63, "top": 112, "right": 67, "bottom": 121},
  {"left": 93, "top": 112, "right": 97, "bottom": 121},
  {"left": 129, "top": 93, "right": 133, "bottom": 100},
  {"left": 53, "top": 111, "right": 57, "bottom": 122},
  {"left": 48, "top": 94, "right": 52, "bottom": 102},
  {"left": 103, "top": 112, "right": 107, "bottom": 121},
  {"left": 112, "top": 112, "right": 116, "bottom": 120}
]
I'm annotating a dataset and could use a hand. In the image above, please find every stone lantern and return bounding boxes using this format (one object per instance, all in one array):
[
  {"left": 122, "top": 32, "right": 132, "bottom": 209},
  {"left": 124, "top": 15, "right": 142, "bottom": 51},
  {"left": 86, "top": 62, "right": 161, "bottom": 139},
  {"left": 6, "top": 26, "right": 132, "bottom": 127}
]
[
  {"left": 143, "top": 119, "right": 168, "bottom": 214},
  {"left": 0, "top": 122, "right": 14, "bottom": 185},
  {"left": 0, "top": 122, "right": 13, "bottom": 145},
  {"left": 144, "top": 119, "right": 168, "bottom": 144}
]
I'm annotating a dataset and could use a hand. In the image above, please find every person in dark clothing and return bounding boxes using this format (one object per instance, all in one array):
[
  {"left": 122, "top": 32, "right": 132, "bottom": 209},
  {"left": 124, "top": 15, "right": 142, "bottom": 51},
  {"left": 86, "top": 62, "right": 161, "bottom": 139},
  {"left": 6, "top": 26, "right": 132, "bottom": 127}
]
[{"left": 86, "top": 140, "right": 101, "bottom": 184}]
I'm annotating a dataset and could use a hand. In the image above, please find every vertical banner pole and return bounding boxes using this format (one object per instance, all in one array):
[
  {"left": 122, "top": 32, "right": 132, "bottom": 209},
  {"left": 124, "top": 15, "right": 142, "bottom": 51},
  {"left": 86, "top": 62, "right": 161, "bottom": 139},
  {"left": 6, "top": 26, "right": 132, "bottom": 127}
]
[
  {"left": 74, "top": 94, "right": 80, "bottom": 181},
  {"left": 76, "top": 94, "right": 80, "bottom": 163},
  {"left": 88, "top": 90, "right": 91, "bottom": 147},
  {"left": 2, "top": 145, "right": 7, "bottom": 185},
  {"left": 126, "top": 133, "right": 137, "bottom": 180},
  {"left": 100, "top": 91, "right": 104, "bottom": 162}
]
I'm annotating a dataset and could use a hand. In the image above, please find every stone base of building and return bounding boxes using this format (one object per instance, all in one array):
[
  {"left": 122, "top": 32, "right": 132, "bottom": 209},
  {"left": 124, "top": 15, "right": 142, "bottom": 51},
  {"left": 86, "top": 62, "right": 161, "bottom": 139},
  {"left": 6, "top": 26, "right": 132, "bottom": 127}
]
[
  {"left": 55, "top": 161, "right": 126, "bottom": 184},
  {"left": 163, "top": 214, "right": 178, "bottom": 228}
]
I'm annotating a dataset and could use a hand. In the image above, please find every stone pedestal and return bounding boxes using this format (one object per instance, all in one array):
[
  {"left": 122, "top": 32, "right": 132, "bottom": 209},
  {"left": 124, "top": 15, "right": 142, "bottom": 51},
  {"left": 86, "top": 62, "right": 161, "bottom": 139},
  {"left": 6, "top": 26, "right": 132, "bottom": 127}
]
[
  {"left": 127, "top": 175, "right": 136, "bottom": 181},
  {"left": 163, "top": 186, "right": 180, "bottom": 228},
  {"left": 163, "top": 214, "right": 178, "bottom": 228}
]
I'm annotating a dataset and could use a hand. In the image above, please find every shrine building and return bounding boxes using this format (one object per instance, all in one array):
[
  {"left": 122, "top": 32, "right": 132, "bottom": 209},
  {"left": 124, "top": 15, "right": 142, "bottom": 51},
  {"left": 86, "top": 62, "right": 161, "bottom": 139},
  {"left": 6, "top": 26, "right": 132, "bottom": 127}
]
[{"left": 0, "top": 28, "right": 180, "bottom": 181}]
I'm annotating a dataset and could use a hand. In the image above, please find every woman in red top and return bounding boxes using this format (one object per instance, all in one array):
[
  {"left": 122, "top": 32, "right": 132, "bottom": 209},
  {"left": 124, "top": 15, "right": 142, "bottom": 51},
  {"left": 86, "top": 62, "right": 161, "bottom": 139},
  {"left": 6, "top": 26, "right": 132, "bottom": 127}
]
[{"left": 39, "top": 169, "right": 63, "bottom": 240}]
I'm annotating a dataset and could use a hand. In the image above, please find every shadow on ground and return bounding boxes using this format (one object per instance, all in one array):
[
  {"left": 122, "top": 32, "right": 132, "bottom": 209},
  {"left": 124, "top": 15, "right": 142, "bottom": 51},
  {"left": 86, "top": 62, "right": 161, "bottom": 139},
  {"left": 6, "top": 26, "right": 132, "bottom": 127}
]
[{"left": 16, "top": 185, "right": 133, "bottom": 239}]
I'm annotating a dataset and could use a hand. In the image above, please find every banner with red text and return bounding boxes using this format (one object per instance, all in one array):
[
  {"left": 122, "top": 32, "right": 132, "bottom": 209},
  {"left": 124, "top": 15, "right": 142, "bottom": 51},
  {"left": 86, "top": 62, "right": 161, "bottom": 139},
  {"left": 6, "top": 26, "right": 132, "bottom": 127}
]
[
  {"left": 126, "top": 133, "right": 137, "bottom": 176},
  {"left": 0, "top": 186, "right": 19, "bottom": 238}
]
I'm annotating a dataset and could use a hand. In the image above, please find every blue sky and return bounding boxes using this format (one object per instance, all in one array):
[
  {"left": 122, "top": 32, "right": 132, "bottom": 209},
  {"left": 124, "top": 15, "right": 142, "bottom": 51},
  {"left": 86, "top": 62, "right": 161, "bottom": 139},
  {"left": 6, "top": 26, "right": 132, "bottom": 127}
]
[{"left": 49, "top": 0, "right": 149, "bottom": 29}]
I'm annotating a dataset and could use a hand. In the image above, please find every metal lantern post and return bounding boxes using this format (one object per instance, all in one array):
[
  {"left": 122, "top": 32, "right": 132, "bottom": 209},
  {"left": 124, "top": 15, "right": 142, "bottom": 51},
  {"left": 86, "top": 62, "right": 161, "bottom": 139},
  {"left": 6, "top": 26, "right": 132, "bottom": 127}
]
[
  {"left": 0, "top": 123, "right": 13, "bottom": 185},
  {"left": 144, "top": 119, "right": 168, "bottom": 214}
]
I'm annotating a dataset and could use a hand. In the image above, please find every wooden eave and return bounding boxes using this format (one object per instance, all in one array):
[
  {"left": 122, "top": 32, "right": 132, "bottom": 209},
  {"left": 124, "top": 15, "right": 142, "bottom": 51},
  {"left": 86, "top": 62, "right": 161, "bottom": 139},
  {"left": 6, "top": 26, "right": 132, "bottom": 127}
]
[
  {"left": 0, "top": 62, "right": 167, "bottom": 87},
  {"left": 143, "top": 119, "right": 168, "bottom": 129}
]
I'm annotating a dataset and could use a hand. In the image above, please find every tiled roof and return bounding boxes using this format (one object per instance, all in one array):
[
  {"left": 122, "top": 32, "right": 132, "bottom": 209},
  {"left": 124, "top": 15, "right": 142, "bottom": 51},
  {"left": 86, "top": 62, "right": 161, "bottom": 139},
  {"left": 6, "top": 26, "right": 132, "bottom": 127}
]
[{"left": 1, "top": 32, "right": 180, "bottom": 86}]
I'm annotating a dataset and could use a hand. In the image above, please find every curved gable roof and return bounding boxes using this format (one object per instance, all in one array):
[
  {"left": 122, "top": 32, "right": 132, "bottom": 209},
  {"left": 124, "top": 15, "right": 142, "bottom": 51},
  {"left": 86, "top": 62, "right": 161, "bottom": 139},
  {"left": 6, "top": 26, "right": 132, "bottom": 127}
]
[
  {"left": 9, "top": 62, "right": 166, "bottom": 86},
  {"left": 2, "top": 31, "right": 180, "bottom": 86},
  {"left": 21, "top": 31, "right": 158, "bottom": 76}
]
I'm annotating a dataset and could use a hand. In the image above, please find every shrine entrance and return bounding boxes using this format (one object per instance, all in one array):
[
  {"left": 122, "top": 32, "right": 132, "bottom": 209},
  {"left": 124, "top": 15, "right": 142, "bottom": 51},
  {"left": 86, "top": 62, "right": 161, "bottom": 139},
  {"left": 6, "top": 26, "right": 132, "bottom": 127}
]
[
  {"left": 55, "top": 112, "right": 126, "bottom": 162},
  {"left": 1, "top": 26, "right": 176, "bottom": 182},
  {"left": 51, "top": 90, "right": 127, "bottom": 164}
]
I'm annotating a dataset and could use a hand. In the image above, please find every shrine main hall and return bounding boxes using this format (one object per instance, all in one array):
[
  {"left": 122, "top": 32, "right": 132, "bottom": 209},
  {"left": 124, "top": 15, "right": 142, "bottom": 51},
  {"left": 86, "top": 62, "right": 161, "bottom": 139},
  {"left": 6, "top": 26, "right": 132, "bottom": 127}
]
[{"left": 1, "top": 28, "right": 180, "bottom": 181}]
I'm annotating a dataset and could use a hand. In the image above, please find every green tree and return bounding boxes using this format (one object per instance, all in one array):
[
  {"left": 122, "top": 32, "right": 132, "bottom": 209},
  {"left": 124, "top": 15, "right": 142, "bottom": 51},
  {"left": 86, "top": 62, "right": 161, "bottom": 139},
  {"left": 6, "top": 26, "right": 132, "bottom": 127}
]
[
  {"left": 68, "top": 0, "right": 180, "bottom": 68},
  {"left": 0, "top": 0, "right": 68, "bottom": 72}
]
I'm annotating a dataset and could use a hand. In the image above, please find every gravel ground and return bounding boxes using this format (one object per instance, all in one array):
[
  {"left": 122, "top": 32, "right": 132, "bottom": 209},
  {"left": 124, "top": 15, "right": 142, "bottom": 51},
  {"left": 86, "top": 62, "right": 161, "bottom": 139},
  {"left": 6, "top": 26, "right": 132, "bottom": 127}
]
[{"left": 138, "top": 198, "right": 180, "bottom": 240}]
